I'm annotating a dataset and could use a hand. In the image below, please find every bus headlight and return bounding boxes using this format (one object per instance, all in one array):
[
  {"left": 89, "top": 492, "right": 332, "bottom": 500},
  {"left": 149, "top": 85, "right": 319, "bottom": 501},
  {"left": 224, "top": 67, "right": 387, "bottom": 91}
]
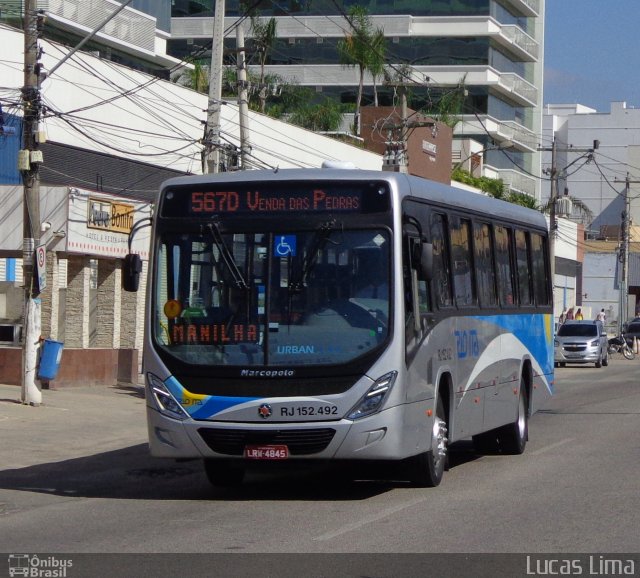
[
  {"left": 147, "top": 373, "right": 189, "bottom": 421},
  {"left": 347, "top": 371, "right": 397, "bottom": 420}
]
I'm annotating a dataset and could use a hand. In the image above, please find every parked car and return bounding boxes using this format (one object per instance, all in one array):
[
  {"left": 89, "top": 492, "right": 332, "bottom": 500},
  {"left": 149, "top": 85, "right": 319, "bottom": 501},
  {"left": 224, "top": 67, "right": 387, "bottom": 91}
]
[{"left": 554, "top": 320, "right": 609, "bottom": 368}]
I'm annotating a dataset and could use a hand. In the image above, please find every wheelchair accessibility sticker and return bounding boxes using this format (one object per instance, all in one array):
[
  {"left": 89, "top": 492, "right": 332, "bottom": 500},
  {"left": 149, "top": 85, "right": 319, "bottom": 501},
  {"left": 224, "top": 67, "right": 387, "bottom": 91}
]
[{"left": 275, "top": 235, "right": 296, "bottom": 257}]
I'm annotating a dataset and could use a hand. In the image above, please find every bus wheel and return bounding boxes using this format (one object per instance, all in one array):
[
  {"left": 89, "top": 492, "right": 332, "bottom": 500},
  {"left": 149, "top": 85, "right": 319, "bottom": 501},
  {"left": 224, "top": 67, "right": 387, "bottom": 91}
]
[
  {"left": 409, "top": 396, "right": 448, "bottom": 487},
  {"left": 204, "top": 460, "right": 245, "bottom": 487},
  {"left": 495, "top": 380, "right": 528, "bottom": 455}
]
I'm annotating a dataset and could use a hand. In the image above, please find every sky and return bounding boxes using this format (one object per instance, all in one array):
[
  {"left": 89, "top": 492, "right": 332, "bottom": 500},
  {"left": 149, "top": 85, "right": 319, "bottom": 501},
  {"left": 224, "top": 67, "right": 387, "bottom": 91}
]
[{"left": 543, "top": 0, "right": 640, "bottom": 112}]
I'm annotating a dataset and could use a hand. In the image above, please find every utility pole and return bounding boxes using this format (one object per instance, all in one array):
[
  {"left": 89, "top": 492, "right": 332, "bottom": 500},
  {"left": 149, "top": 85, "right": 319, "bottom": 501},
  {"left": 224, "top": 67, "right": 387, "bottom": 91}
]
[
  {"left": 236, "top": 25, "right": 251, "bottom": 170},
  {"left": 614, "top": 173, "right": 638, "bottom": 332},
  {"left": 20, "top": 0, "right": 45, "bottom": 405},
  {"left": 204, "top": 0, "right": 225, "bottom": 174},
  {"left": 547, "top": 136, "right": 558, "bottom": 283},
  {"left": 382, "top": 80, "right": 433, "bottom": 173},
  {"left": 539, "top": 137, "right": 598, "bottom": 308}
]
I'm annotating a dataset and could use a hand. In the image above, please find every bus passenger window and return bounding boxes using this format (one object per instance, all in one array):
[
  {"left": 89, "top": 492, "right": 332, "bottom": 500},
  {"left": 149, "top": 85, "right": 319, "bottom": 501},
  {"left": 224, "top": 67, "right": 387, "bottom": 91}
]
[
  {"left": 495, "top": 225, "right": 515, "bottom": 306},
  {"left": 515, "top": 229, "right": 532, "bottom": 305},
  {"left": 451, "top": 217, "right": 475, "bottom": 306},
  {"left": 430, "top": 213, "right": 452, "bottom": 308},
  {"left": 473, "top": 222, "right": 497, "bottom": 307},
  {"left": 531, "top": 233, "right": 550, "bottom": 305}
]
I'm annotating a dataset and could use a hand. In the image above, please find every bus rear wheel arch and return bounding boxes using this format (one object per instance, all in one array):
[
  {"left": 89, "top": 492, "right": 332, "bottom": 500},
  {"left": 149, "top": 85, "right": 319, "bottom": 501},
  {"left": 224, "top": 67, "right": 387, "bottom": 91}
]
[{"left": 473, "top": 374, "right": 529, "bottom": 455}]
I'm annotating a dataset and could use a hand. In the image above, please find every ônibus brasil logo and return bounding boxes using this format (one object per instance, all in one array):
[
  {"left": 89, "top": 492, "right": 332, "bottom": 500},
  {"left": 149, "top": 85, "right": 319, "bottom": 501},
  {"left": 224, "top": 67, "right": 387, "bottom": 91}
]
[{"left": 8, "top": 554, "right": 73, "bottom": 578}]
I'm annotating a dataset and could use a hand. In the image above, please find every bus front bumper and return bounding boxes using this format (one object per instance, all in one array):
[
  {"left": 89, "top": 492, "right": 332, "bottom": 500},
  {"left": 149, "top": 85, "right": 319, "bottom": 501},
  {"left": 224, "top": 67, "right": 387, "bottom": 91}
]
[{"left": 146, "top": 402, "right": 430, "bottom": 462}]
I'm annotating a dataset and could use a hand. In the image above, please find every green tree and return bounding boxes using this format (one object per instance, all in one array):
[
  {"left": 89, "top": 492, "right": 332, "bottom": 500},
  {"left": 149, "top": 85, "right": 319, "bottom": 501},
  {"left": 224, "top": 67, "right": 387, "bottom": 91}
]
[
  {"left": 178, "top": 61, "right": 209, "bottom": 93},
  {"left": 288, "top": 98, "right": 344, "bottom": 132},
  {"left": 368, "top": 28, "right": 386, "bottom": 107},
  {"left": 250, "top": 16, "right": 278, "bottom": 113},
  {"left": 451, "top": 167, "right": 506, "bottom": 199},
  {"left": 337, "top": 6, "right": 385, "bottom": 135},
  {"left": 424, "top": 75, "right": 467, "bottom": 129},
  {"left": 506, "top": 191, "right": 539, "bottom": 209}
]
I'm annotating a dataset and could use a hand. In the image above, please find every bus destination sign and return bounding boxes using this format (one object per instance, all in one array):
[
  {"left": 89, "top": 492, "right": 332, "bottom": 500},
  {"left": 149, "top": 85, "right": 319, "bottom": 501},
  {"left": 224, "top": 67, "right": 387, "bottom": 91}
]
[
  {"left": 190, "top": 189, "right": 359, "bottom": 214},
  {"left": 161, "top": 182, "right": 390, "bottom": 217}
]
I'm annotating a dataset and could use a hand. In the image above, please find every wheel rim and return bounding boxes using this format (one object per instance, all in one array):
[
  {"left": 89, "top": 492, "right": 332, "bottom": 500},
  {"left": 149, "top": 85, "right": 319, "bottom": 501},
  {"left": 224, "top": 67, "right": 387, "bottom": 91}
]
[
  {"left": 431, "top": 416, "right": 448, "bottom": 470},
  {"left": 516, "top": 394, "right": 526, "bottom": 439}
]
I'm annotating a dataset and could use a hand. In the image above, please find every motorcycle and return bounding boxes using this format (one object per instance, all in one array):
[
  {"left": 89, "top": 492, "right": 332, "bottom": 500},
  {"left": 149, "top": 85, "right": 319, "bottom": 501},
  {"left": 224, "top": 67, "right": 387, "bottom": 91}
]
[{"left": 607, "top": 334, "right": 636, "bottom": 360}]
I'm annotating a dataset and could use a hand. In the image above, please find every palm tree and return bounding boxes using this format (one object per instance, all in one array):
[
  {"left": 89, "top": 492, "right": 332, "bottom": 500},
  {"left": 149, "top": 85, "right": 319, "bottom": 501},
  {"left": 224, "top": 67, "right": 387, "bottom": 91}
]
[
  {"left": 368, "top": 28, "right": 386, "bottom": 107},
  {"left": 178, "top": 61, "right": 209, "bottom": 94},
  {"left": 250, "top": 16, "right": 278, "bottom": 113},
  {"left": 337, "top": 6, "right": 385, "bottom": 135},
  {"left": 425, "top": 75, "right": 467, "bottom": 129}
]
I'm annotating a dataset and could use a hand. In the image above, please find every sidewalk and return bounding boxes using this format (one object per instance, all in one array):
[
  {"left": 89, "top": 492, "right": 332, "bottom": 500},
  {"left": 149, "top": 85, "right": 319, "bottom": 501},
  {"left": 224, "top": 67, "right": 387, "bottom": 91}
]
[{"left": 0, "top": 383, "right": 148, "bottom": 470}]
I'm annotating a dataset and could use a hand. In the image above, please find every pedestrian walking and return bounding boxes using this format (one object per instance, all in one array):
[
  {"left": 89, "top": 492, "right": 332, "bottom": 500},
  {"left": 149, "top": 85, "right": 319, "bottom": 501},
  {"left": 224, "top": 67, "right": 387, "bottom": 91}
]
[
  {"left": 575, "top": 308, "right": 583, "bottom": 320},
  {"left": 596, "top": 308, "right": 606, "bottom": 322},
  {"left": 566, "top": 307, "right": 574, "bottom": 321},
  {"left": 559, "top": 308, "right": 567, "bottom": 324}
]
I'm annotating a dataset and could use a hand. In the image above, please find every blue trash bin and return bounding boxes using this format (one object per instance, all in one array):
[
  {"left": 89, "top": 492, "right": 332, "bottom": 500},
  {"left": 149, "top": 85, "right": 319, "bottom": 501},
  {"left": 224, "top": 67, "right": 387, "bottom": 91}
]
[{"left": 38, "top": 339, "right": 64, "bottom": 380}]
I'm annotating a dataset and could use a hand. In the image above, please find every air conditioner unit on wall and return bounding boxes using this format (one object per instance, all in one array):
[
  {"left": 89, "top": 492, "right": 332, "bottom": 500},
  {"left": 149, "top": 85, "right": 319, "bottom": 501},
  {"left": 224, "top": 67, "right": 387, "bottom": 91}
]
[{"left": 0, "top": 324, "right": 21, "bottom": 344}]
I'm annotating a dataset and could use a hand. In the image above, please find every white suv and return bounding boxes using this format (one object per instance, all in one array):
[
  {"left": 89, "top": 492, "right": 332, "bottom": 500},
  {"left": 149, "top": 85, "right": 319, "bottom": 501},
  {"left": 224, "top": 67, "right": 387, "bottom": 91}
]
[{"left": 554, "top": 320, "right": 609, "bottom": 368}]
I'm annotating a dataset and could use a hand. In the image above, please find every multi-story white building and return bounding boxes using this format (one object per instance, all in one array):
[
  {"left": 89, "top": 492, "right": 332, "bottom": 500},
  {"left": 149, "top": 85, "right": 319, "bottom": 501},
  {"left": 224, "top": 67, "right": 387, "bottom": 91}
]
[
  {"left": 169, "top": 0, "right": 545, "bottom": 199},
  {"left": 542, "top": 101, "right": 640, "bottom": 235},
  {"left": 543, "top": 101, "right": 640, "bottom": 326}
]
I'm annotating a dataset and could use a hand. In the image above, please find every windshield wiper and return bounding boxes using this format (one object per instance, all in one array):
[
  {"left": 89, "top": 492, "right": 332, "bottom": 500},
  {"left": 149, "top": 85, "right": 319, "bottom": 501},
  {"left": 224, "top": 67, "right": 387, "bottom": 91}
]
[
  {"left": 205, "top": 221, "right": 248, "bottom": 290},
  {"left": 289, "top": 219, "right": 338, "bottom": 293}
]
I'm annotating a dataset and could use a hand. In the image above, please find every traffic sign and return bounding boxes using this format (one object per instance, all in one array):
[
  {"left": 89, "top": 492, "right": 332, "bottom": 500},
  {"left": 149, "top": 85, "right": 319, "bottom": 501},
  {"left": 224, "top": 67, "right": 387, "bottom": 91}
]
[{"left": 36, "top": 244, "right": 46, "bottom": 291}]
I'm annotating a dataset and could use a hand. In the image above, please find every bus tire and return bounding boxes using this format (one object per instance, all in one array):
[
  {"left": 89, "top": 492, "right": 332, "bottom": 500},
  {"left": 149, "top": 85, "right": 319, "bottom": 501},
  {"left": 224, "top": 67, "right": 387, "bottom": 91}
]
[
  {"left": 204, "top": 460, "right": 245, "bottom": 487},
  {"left": 495, "top": 380, "right": 528, "bottom": 455},
  {"left": 409, "top": 396, "right": 448, "bottom": 487}
]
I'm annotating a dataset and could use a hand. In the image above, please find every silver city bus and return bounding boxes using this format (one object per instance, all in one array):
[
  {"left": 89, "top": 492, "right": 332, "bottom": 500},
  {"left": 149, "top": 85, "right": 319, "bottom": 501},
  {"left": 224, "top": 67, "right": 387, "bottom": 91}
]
[{"left": 123, "top": 167, "right": 554, "bottom": 487}]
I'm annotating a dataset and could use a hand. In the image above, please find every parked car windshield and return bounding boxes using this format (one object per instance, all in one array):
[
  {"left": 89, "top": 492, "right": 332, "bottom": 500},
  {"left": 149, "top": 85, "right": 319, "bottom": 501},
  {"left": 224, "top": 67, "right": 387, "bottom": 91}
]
[{"left": 557, "top": 324, "right": 598, "bottom": 337}]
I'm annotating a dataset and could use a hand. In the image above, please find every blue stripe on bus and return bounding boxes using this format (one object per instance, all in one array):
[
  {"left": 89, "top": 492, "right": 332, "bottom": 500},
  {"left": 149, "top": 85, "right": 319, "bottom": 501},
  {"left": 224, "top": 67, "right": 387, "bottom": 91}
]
[
  {"left": 189, "top": 396, "right": 260, "bottom": 419},
  {"left": 475, "top": 313, "right": 554, "bottom": 376},
  {"left": 164, "top": 375, "right": 259, "bottom": 419}
]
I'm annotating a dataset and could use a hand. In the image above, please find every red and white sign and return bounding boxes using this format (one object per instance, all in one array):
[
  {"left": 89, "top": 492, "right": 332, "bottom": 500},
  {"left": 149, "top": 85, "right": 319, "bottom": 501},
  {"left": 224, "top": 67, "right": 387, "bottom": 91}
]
[{"left": 36, "top": 244, "right": 46, "bottom": 291}]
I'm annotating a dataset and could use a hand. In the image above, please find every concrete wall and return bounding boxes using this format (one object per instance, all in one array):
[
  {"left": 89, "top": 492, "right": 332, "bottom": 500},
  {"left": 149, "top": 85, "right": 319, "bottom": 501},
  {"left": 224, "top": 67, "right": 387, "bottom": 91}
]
[{"left": 0, "top": 347, "right": 138, "bottom": 388}]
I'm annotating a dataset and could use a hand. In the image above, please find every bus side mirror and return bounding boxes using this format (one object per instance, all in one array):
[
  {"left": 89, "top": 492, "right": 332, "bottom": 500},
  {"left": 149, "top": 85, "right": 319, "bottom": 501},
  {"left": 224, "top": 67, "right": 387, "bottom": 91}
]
[{"left": 122, "top": 253, "right": 142, "bottom": 292}]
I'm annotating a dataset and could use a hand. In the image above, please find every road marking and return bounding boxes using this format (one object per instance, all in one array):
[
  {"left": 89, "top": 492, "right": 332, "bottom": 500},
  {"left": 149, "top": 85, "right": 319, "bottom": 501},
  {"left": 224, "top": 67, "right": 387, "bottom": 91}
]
[
  {"left": 531, "top": 437, "right": 574, "bottom": 455},
  {"left": 314, "top": 497, "right": 427, "bottom": 541}
]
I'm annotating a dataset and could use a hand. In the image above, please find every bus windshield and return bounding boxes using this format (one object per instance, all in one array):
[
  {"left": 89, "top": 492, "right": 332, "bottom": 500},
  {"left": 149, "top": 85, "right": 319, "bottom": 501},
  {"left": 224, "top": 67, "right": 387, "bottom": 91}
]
[{"left": 153, "top": 227, "right": 391, "bottom": 367}]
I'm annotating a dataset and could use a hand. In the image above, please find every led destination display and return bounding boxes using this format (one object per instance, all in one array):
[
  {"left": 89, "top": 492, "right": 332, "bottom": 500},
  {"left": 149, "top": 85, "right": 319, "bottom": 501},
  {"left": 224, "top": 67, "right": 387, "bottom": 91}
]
[{"left": 160, "top": 182, "right": 390, "bottom": 217}]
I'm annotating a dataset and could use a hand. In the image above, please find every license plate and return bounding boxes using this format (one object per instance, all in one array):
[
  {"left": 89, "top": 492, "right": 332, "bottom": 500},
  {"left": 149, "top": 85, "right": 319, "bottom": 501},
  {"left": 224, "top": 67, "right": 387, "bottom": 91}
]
[{"left": 244, "top": 445, "right": 289, "bottom": 460}]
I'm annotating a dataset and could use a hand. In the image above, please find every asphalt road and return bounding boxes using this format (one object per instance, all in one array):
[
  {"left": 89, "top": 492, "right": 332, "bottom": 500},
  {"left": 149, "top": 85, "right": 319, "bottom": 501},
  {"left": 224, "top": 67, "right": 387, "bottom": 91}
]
[{"left": 0, "top": 361, "right": 639, "bottom": 576}]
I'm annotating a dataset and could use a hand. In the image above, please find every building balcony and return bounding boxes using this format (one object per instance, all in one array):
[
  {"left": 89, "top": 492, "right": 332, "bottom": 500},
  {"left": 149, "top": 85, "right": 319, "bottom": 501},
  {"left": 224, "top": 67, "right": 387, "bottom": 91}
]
[
  {"left": 44, "top": 0, "right": 157, "bottom": 56},
  {"left": 457, "top": 115, "right": 537, "bottom": 152},
  {"left": 409, "top": 17, "right": 539, "bottom": 62},
  {"left": 260, "top": 64, "right": 539, "bottom": 109},
  {"left": 171, "top": 15, "right": 539, "bottom": 62},
  {"left": 492, "top": 166, "right": 538, "bottom": 197},
  {"left": 501, "top": 0, "right": 539, "bottom": 17}
]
